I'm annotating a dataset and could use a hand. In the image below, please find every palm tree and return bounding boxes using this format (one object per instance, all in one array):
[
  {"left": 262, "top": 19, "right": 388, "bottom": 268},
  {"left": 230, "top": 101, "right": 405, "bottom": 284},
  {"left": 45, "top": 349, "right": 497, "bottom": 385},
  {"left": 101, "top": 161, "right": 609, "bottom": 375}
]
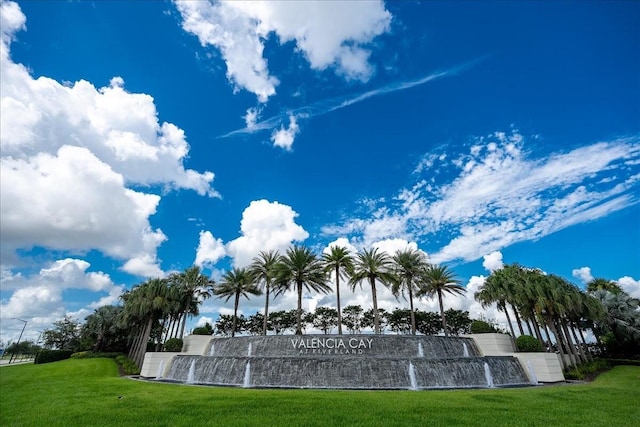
[
  {"left": 168, "top": 266, "right": 215, "bottom": 338},
  {"left": 586, "top": 278, "right": 623, "bottom": 294},
  {"left": 120, "top": 277, "right": 172, "bottom": 368},
  {"left": 249, "top": 250, "right": 280, "bottom": 336},
  {"left": 418, "top": 264, "right": 465, "bottom": 336},
  {"left": 391, "top": 248, "right": 429, "bottom": 335},
  {"left": 349, "top": 248, "right": 396, "bottom": 335},
  {"left": 274, "top": 245, "right": 331, "bottom": 335},
  {"left": 213, "top": 268, "right": 262, "bottom": 337},
  {"left": 475, "top": 269, "right": 517, "bottom": 338},
  {"left": 322, "top": 245, "right": 354, "bottom": 335}
]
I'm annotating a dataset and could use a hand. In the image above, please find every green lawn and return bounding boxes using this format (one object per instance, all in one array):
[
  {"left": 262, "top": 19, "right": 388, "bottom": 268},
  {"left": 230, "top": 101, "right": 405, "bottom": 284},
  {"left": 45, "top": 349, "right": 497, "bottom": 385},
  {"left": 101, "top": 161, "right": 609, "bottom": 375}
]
[{"left": 1, "top": 359, "right": 638, "bottom": 427}]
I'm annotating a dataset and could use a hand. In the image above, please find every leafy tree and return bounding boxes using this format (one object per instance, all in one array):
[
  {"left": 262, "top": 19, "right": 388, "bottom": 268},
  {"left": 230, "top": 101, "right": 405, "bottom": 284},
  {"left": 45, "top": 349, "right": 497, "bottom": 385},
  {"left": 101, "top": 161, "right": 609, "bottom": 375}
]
[
  {"left": 342, "top": 304, "right": 364, "bottom": 334},
  {"left": 444, "top": 309, "right": 472, "bottom": 335},
  {"left": 362, "top": 307, "right": 389, "bottom": 333},
  {"left": 322, "top": 245, "right": 354, "bottom": 335},
  {"left": 249, "top": 250, "right": 280, "bottom": 335},
  {"left": 245, "top": 312, "right": 266, "bottom": 336},
  {"left": 214, "top": 314, "right": 245, "bottom": 336},
  {"left": 42, "top": 315, "right": 82, "bottom": 351},
  {"left": 415, "top": 310, "right": 442, "bottom": 335},
  {"left": 388, "top": 308, "right": 412, "bottom": 334},
  {"left": 349, "top": 248, "right": 396, "bottom": 334},
  {"left": 392, "top": 248, "right": 428, "bottom": 335},
  {"left": 274, "top": 246, "right": 331, "bottom": 335},
  {"left": 417, "top": 264, "right": 465, "bottom": 336},
  {"left": 312, "top": 307, "right": 339, "bottom": 334},
  {"left": 268, "top": 310, "right": 296, "bottom": 335},
  {"left": 213, "top": 268, "right": 262, "bottom": 337}
]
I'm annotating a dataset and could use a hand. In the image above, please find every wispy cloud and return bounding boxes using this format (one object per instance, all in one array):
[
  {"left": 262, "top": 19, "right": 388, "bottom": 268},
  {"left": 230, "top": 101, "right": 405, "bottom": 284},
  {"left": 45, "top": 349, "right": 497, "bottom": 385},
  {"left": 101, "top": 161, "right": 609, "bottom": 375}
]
[
  {"left": 221, "top": 59, "right": 482, "bottom": 141},
  {"left": 323, "top": 132, "right": 640, "bottom": 264}
]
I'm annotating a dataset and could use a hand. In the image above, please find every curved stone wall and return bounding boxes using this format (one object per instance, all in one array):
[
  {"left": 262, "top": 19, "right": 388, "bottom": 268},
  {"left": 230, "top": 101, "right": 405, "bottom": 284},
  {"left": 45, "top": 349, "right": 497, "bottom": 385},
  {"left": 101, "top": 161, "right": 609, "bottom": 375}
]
[{"left": 162, "top": 335, "right": 530, "bottom": 390}]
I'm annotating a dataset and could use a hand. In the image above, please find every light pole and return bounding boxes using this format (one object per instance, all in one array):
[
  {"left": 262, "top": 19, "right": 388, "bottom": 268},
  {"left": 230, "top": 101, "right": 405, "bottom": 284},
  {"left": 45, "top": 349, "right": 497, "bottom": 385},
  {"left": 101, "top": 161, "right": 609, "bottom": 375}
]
[{"left": 9, "top": 318, "right": 27, "bottom": 364}]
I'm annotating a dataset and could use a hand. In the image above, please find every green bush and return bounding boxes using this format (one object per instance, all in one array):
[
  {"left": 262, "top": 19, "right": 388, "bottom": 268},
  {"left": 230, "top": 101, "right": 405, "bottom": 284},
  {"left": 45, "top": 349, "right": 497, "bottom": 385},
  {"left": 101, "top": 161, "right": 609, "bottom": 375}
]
[
  {"left": 34, "top": 349, "right": 74, "bottom": 364},
  {"left": 115, "top": 355, "right": 140, "bottom": 375},
  {"left": 470, "top": 320, "right": 497, "bottom": 334},
  {"left": 516, "top": 335, "right": 544, "bottom": 352},
  {"left": 564, "top": 359, "right": 611, "bottom": 380},
  {"left": 192, "top": 322, "right": 214, "bottom": 335},
  {"left": 163, "top": 338, "right": 183, "bottom": 352},
  {"left": 71, "top": 351, "right": 123, "bottom": 359}
]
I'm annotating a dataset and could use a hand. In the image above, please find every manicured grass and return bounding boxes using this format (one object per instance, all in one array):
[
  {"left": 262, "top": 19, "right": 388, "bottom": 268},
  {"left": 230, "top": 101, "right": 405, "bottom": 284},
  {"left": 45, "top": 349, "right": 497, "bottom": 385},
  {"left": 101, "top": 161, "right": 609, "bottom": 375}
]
[{"left": 1, "top": 359, "right": 638, "bottom": 427}]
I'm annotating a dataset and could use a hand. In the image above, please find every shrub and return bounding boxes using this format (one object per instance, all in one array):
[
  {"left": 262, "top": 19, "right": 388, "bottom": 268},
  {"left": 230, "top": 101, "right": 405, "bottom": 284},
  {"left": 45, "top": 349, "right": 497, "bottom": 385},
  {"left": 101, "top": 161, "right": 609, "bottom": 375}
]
[
  {"left": 192, "top": 322, "right": 214, "bottom": 335},
  {"left": 71, "top": 351, "right": 123, "bottom": 359},
  {"left": 516, "top": 335, "right": 544, "bottom": 352},
  {"left": 470, "top": 320, "right": 497, "bottom": 334},
  {"left": 564, "top": 359, "right": 611, "bottom": 380},
  {"left": 34, "top": 349, "right": 74, "bottom": 364},
  {"left": 163, "top": 338, "right": 183, "bottom": 352},
  {"left": 115, "top": 355, "right": 140, "bottom": 375}
]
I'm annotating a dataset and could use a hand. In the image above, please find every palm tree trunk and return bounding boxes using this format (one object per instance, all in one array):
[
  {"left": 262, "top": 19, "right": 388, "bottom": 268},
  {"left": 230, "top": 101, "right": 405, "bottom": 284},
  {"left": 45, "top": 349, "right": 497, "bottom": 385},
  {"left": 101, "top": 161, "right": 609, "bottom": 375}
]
[
  {"left": 409, "top": 285, "right": 416, "bottom": 336},
  {"left": 335, "top": 267, "right": 343, "bottom": 335},
  {"left": 576, "top": 325, "right": 593, "bottom": 362},
  {"left": 501, "top": 302, "right": 516, "bottom": 338},
  {"left": 295, "top": 281, "right": 303, "bottom": 335},
  {"left": 438, "top": 290, "right": 448, "bottom": 337},
  {"left": 545, "top": 318, "right": 567, "bottom": 370},
  {"left": 370, "top": 278, "right": 380, "bottom": 334},
  {"left": 180, "top": 296, "right": 192, "bottom": 338},
  {"left": 561, "top": 318, "right": 584, "bottom": 365},
  {"left": 232, "top": 292, "right": 240, "bottom": 337},
  {"left": 525, "top": 317, "right": 534, "bottom": 336},
  {"left": 262, "top": 282, "right": 270, "bottom": 336},
  {"left": 570, "top": 322, "right": 589, "bottom": 363},
  {"left": 511, "top": 304, "right": 525, "bottom": 336}
]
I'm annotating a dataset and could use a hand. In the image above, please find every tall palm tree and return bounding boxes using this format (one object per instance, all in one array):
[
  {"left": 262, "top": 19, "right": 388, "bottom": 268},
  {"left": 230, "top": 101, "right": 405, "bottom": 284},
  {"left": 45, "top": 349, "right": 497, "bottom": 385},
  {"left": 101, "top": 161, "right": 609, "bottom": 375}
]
[
  {"left": 349, "top": 248, "right": 396, "bottom": 335},
  {"left": 418, "top": 264, "right": 465, "bottom": 336},
  {"left": 391, "top": 248, "right": 429, "bottom": 335},
  {"left": 322, "top": 245, "right": 354, "bottom": 335},
  {"left": 120, "top": 277, "right": 172, "bottom": 368},
  {"left": 168, "top": 266, "right": 215, "bottom": 338},
  {"left": 213, "top": 268, "right": 262, "bottom": 337},
  {"left": 274, "top": 245, "right": 331, "bottom": 335},
  {"left": 475, "top": 269, "right": 517, "bottom": 338},
  {"left": 249, "top": 250, "right": 280, "bottom": 336}
]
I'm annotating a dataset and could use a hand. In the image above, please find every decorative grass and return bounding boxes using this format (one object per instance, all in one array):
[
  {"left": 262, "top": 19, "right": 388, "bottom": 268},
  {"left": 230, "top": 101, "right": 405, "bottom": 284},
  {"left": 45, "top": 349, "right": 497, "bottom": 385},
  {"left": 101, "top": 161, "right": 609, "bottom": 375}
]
[{"left": 1, "top": 359, "right": 638, "bottom": 427}]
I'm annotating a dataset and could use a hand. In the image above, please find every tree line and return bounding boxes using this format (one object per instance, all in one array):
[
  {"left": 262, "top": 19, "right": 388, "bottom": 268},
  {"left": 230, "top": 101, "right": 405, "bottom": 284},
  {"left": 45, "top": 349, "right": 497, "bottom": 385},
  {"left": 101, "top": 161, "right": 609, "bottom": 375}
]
[
  {"left": 207, "top": 306, "right": 475, "bottom": 337},
  {"left": 38, "top": 245, "right": 639, "bottom": 369}
]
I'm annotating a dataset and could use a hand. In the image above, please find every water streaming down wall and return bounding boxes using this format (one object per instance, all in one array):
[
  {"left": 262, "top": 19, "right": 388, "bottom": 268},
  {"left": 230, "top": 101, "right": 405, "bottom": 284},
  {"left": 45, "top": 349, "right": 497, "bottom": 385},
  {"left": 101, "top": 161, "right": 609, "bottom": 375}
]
[{"left": 162, "top": 335, "right": 529, "bottom": 390}]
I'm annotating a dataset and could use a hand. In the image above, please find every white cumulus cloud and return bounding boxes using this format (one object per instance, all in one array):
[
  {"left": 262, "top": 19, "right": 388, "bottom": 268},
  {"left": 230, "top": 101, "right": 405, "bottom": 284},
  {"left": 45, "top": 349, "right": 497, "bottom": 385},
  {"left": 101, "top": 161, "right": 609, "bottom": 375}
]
[
  {"left": 174, "top": 0, "right": 391, "bottom": 101},
  {"left": 225, "top": 199, "right": 309, "bottom": 268}
]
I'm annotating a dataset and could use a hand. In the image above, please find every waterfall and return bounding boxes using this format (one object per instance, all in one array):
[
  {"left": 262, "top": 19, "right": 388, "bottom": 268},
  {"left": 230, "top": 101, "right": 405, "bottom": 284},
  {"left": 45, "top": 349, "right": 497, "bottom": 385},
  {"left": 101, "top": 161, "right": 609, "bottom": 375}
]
[
  {"left": 209, "top": 343, "right": 215, "bottom": 356},
  {"left": 155, "top": 360, "right": 164, "bottom": 380},
  {"left": 463, "top": 342, "right": 469, "bottom": 357},
  {"left": 247, "top": 342, "right": 252, "bottom": 357},
  {"left": 418, "top": 342, "right": 424, "bottom": 357},
  {"left": 186, "top": 360, "right": 196, "bottom": 384},
  {"left": 527, "top": 360, "right": 539, "bottom": 385},
  {"left": 483, "top": 362, "right": 494, "bottom": 388},
  {"left": 408, "top": 362, "right": 418, "bottom": 390},
  {"left": 243, "top": 361, "right": 251, "bottom": 388}
]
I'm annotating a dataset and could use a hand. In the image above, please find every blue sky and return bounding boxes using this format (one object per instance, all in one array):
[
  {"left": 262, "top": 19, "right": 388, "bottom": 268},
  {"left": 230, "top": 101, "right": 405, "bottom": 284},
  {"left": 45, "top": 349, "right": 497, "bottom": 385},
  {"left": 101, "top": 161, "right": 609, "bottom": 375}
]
[{"left": 1, "top": 0, "right": 639, "bottom": 344}]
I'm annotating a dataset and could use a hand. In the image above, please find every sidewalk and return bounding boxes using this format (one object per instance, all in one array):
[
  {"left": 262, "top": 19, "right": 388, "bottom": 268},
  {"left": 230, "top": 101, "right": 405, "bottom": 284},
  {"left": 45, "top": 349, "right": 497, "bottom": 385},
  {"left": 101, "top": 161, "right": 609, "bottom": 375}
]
[{"left": 0, "top": 358, "right": 34, "bottom": 366}]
